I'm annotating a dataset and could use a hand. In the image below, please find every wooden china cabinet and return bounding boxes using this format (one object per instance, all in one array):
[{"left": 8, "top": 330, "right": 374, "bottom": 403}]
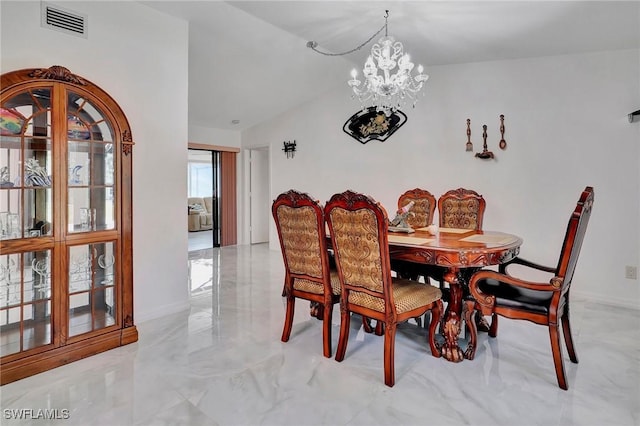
[{"left": 0, "top": 66, "right": 137, "bottom": 384}]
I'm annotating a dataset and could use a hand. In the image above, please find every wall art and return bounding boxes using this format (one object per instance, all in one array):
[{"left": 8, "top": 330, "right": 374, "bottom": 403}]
[{"left": 343, "top": 107, "right": 407, "bottom": 144}]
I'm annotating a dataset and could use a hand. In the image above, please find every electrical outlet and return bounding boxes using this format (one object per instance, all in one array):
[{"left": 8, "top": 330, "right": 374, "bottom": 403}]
[{"left": 625, "top": 266, "right": 638, "bottom": 280}]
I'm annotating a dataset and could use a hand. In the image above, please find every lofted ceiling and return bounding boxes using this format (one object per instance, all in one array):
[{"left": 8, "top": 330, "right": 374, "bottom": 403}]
[{"left": 140, "top": 1, "right": 640, "bottom": 131}]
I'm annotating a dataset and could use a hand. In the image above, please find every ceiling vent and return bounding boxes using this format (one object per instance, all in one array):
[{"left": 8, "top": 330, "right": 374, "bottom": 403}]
[{"left": 41, "top": 2, "right": 87, "bottom": 38}]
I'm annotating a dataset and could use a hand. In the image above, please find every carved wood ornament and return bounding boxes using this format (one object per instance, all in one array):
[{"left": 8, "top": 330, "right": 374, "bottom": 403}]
[
  {"left": 24, "top": 65, "right": 135, "bottom": 156},
  {"left": 29, "top": 65, "right": 87, "bottom": 85},
  {"left": 122, "top": 130, "right": 134, "bottom": 155}
]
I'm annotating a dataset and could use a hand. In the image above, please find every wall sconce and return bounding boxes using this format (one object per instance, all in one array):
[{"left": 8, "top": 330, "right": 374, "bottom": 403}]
[{"left": 282, "top": 140, "right": 296, "bottom": 159}]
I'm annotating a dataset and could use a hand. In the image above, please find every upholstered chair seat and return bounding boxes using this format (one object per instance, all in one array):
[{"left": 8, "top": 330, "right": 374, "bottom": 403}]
[
  {"left": 293, "top": 273, "right": 341, "bottom": 295},
  {"left": 476, "top": 279, "right": 553, "bottom": 314},
  {"left": 348, "top": 279, "right": 441, "bottom": 313}
]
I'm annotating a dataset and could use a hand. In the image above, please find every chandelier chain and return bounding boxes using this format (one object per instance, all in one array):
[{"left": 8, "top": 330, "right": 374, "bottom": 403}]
[{"left": 306, "top": 22, "right": 387, "bottom": 57}]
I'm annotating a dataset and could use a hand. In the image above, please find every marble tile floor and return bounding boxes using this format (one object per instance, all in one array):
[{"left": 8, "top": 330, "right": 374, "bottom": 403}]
[
  {"left": 2, "top": 243, "right": 639, "bottom": 426},
  {"left": 188, "top": 229, "right": 215, "bottom": 252}
]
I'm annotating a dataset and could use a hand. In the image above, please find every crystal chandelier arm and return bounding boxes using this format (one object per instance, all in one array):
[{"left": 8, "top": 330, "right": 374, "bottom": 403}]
[{"left": 306, "top": 22, "right": 387, "bottom": 56}]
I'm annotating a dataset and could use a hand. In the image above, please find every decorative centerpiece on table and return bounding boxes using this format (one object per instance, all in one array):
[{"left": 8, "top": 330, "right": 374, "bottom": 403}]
[{"left": 389, "top": 200, "right": 415, "bottom": 233}]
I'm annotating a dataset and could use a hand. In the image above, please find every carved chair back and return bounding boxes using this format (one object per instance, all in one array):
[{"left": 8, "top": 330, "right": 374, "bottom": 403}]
[
  {"left": 438, "top": 187, "right": 486, "bottom": 230},
  {"left": 325, "top": 190, "right": 395, "bottom": 313},
  {"left": 397, "top": 188, "right": 437, "bottom": 229},
  {"left": 272, "top": 190, "right": 334, "bottom": 296},
  {"left": 555, "top": 186, "right": 594, "bottom": 295}
]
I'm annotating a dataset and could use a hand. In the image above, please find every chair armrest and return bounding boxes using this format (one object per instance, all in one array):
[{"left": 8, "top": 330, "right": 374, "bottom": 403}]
[
  {"left": 468, "top": 269, "right": 563, "bottom": 308},
  {"left": 499, "top": 256, "right": 555, "bottom": 274}
]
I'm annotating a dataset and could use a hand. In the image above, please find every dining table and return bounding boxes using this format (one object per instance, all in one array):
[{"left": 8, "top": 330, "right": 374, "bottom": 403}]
[{"left": 387, "top": 227, "right": 523, "bottom": 363}]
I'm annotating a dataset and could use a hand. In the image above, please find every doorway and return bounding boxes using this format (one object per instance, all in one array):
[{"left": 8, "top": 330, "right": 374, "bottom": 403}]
[
  {"left": 249, "top": 148, "right": 269, "bottom": 244},
  {"left": 188, "top": 149, "right": 220, "bottom": 249}
]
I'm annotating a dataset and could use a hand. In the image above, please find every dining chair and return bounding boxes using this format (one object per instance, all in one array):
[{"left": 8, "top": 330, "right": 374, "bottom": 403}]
[
  {"left": 464, "top": 186, "right": 594, "bottom": 390},
  {"left": 398, "top": 188, "right": 437, "bottom": 230},
  {"left": 392, "top": 188, "right": 437, "bottom": 282},
  {"left": 433, "top": 188, "right": 487, "bottom": 299},
  {"left": 438, "top": 187, "right": 486, "bottom": 230},
  {"left": 272, "top": 189, "right": 341, "bottom": 358},
  {"left": 325, "top": 190, "right": 443, "bottom": 387}
]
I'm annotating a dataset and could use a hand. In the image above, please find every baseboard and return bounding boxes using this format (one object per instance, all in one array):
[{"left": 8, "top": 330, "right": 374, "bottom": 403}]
[{"left": 135, "top": 300, "right": 191, "bottom": 323}]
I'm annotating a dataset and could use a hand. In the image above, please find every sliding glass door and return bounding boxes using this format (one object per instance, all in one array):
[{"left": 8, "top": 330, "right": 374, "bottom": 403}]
[{"left": 187, "top": 149, "right": 220, "bottom": 247}]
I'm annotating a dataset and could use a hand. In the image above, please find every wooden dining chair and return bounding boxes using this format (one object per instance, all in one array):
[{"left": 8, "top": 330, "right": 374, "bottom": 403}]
[
  {"left": 397, "top": 188, "right": 437, "bottom": 230},
  {"left": 392, "top": 188, "right": 438, "bottom": 282},
  {"left": 438, "top": 187, "right": 486, "bottom": 230},
  {"left": 325, "top": 190, "right": 443, "bottom": 387},
  {"left": 464, "top": 186, "right": 594, "bottom": 390},
  {"left": 433, "top": 188, "right": 487, "bottom": 299},
  {"left": 272, "top": 189, "right": 341, "bottom": 358}
]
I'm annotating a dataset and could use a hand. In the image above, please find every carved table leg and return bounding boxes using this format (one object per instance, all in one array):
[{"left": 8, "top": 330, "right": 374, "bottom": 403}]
[
  {"left": 463, "top": 300, "right": 478, "bottom": 360},
  {"left": 459, "top": 268, "right": 491, "bottom": 334},
  {"left": 440, "top": 268, "right": 465, "bottom": 362}
]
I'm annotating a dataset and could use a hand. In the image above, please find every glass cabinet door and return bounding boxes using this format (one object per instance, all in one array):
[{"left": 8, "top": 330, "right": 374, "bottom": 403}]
[
  {"left": 1, "top": 88, "right": 54, "bottom": 240},
  {"left": 68, "top": 242, "right": 117, "bottom": 337},
  {"left": 0, "top": 250, "right": 52, "bottom": 356},
  {"left": 67, "top": 92, "right": 116, "bottom": 233}
]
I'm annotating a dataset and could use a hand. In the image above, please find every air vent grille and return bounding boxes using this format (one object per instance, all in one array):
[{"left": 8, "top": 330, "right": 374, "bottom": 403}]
[{"left": 41, "top": 3, "right": 87, "bottom": 38}]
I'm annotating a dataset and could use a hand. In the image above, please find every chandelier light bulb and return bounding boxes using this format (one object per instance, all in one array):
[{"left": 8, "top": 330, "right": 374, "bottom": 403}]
[{"left": 350, "top": 69, "right": 358, "bottom": 79}]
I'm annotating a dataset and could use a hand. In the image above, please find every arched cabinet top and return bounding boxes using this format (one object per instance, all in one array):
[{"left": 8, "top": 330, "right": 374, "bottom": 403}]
[{"left": 1, "top": 65, "right": 134, "bottom": 155}]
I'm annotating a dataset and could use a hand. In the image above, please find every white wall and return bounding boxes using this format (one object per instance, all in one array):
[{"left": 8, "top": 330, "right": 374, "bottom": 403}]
[
  {"left": 1, "top": 1, "right": 191, "bottom": 322},
  {"left": 243, "top": 49, "right": 640, "bottom": 308}
]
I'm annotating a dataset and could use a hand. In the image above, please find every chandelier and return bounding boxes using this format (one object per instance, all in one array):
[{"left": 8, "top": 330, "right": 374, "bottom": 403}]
[{"left": 308, "top": 10, "right": 429, "bottom": 115}]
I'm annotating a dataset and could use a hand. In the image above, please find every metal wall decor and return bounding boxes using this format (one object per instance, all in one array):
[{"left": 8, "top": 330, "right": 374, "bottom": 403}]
[
  {"left": 475, "top": 125, "right": 494, "bottom": 159},
  {"left": 498, "top": 114, "right": 507, "bottom": 149},
  {"left": 465, "top": 119, "right": 473, "bottom": 151},
  {"left": 282, "top": 140, "right": 296, "bottom": 158},
  {"left": 465, "top": 115, "right": 507, "bottom": 159},
  {"left": 343, "top": 107, "right": 407, "bottom": 144}
]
